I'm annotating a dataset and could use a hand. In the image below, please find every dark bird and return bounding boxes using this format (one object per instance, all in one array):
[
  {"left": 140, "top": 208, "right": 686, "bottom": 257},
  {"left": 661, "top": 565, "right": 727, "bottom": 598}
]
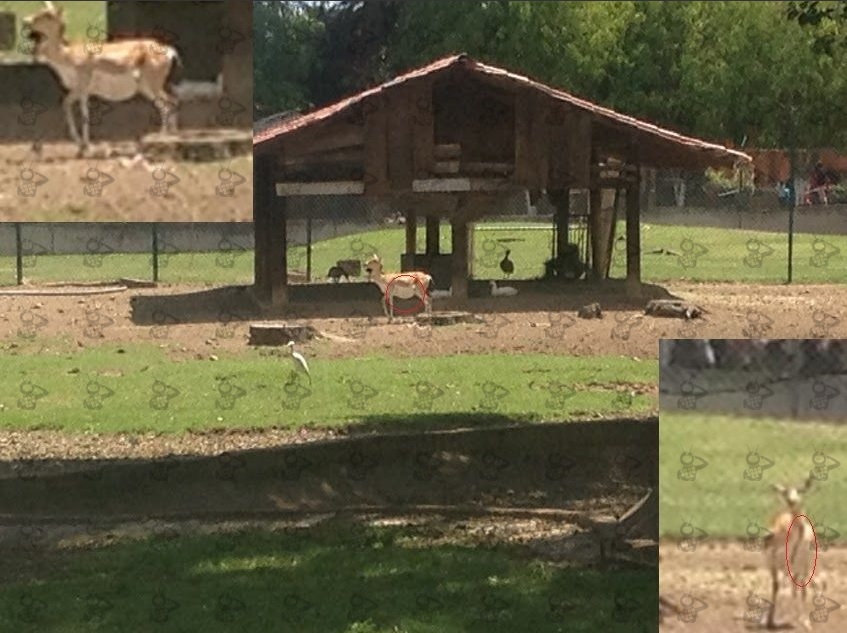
[
  {"left": 499, "top": 249, "right": 514, "bottom": 277},
  {"left": 327, "top": 265, "right": 349, "bottom": 283}
]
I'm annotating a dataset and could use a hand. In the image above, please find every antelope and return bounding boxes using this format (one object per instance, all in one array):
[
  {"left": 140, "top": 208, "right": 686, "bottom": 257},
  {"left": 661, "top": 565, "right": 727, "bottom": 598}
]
[
  {"left": 764, "top": 475, "right": 824, "bottom": 630},
  {"left": 364, "top": 254, "right": 432, "bottom": 322},
  {"left": 23, "top": 1, "right": 181, "bottom": 156}
]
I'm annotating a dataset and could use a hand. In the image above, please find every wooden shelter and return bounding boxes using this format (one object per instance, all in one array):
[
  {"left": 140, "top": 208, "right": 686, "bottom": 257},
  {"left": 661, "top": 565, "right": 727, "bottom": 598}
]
[{"left": 253, "top": 54, "right": 750, "bottom": 307}]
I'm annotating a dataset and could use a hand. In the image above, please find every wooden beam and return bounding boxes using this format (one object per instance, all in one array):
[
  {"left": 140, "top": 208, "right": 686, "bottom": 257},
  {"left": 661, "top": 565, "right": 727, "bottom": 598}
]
[
  {"left": 364, "top": 94, "right": 389, "bottom": 196},
  {"left": 567, "top": 109, "right": 592, "bottom": 188},
  {"left": 283, "top": 124, "right": 364, "bottom": 158},
  {"left": 549, "top": 189, "right": 570, "bottom": 263},
  {"left": 254, "top": 155, "right": 288, "bottom": 307},
  {"left": 276, "top": 181, "right": 364, "bottom": 196},
  {"left": 589, "top": 186, "right": 602, "bottom": 280},
  {"left": 451, "top": 217, "right": 469, "bottom": 300},
  {"left": 426, "top": 215, "right": 440, "bottom": 255},
  {"left": 462, "top": 162, "right": 514, "bottom": 176},
  {"left": 514, "top": 92, "right": 534, "bottom": 189},
  {"left": 433, "top": 161, "right": 460, "bottom": 175},
  {"left": 282, "top": 146, "right": 363, "bottom": 167},
  {"left": 625, "top": 167, "right": 642, "bottom": 298},
  {"left": 387, "top": 86, "right": 414, "bottom": 189},
  {"left": 434, "top": 144, "right": 461, "bottom": 160},
  {"left": 530, "top": 93, "right": 549, "bottom": 192},
  {"left": 412, "top": 77, "right": 435, "bottom": 179},
  {"left": 405, "top": 211, "right": 418, "bottom": 256},
  {"left": 412, "top": 178, "right": 513, "bottom": 193}
]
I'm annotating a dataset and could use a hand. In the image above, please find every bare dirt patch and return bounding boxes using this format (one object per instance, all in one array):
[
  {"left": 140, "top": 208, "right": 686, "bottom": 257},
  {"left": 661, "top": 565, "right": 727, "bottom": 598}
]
[
  {"left": 0, "top": 142, "right": 252, "bottom": 221},
  {"left": 660, "top": 540, "right": 847, "bottom": 631}
]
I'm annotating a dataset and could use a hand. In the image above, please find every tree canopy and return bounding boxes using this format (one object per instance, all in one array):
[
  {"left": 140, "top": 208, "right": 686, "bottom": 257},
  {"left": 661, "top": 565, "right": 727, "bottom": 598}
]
[{"left": 254, "top": 1, "right": 847, "bottom": 148}]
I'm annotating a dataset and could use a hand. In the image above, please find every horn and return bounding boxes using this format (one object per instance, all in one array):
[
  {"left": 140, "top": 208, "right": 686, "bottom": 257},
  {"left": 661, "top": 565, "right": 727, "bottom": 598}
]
[{"left": 44, "top": 1, "right": 55, "bottom": 9}]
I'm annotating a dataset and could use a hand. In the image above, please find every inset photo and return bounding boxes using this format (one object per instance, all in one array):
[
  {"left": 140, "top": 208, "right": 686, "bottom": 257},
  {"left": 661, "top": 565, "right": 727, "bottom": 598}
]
[
  {"left": 0, "top": 0, "right": 252, "bottom": 221},
  {"left": 660, "top": 339, "right": 846, "bottom": 631}
]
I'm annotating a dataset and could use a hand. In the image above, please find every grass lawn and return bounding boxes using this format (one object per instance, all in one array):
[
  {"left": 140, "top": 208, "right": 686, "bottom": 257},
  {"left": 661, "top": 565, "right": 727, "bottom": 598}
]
[
  {"left": 0, "top": 342, "right": 656, "bottom": 433},
  {"left": 660, "top": 411, "right": 847, "bottom": 538},
  {"left": 0, "top": 521, "right": 656, "bottom": 632},
  {"left": 2, "top": 221, "right": 843, "bottom": 286},
  {"left": 0, "top": 1, "right": 104, "bottom": 60}
]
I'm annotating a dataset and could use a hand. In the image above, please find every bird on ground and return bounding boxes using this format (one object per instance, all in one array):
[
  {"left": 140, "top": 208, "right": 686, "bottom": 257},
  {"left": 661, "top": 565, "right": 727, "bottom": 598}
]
[
  {"left": 286, "top": 341, "right": 311, "bottom": 385},
  {"left": 489, "top": 281, "right": 518, "bottom": 297},
  {"left": 499, "top": 249, "right": 514, "bottom": 277}
]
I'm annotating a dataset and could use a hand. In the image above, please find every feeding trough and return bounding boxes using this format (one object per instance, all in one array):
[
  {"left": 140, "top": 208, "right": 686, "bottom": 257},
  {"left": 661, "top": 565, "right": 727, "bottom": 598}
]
[
  {"left": 141, "top": 128, "right": 252, "bottom": 162},
  {"left": 415, "top": 311, "right": 480, "bottom": 327},
  {"left": 249, "top": 322, "right": 319, "bottom": 346}
]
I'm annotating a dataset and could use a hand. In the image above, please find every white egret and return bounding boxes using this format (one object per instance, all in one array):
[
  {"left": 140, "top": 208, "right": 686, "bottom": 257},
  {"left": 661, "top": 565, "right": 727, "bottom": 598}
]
[
  {"left": 489, "top": 280, "right": 518, "bottom": 297},
  {"left": 286, "top": 341, "right": 311, "bottom": 385}
]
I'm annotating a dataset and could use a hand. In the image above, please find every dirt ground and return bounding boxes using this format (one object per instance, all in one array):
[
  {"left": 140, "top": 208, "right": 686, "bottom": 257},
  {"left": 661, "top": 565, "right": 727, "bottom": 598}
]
[
  {"left": 0, "top": 279, "right": 844, "bottom": 458},
  {"left": 660, "top": 541, "right": 847, "bottom": 631},
  {"left": 0, "top": 142, "right": 252, "bottom": 221}
]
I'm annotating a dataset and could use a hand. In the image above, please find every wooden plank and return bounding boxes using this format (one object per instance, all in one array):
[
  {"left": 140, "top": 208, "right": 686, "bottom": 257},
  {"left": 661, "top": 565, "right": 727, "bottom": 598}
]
[
  {"left": 451, "top": 217, "right": 469, "bottom": 300},
  {"left": 364, "top": 94, "right": 389, "bottom": 196},
  {"left": 411, "top": 178, "right": 513, "bottom": 193},
  {"left": 589, "top": 186, "right": 602, "bottom": 280},
  {"left": 425, "top": 215, "right": 440, "bottom": 255},
  {"left": 282, "top": 147, "right": 363, "bottom": 167},
  {"left": 434, "top": 144, "right": 461, "bottom": 160},
  {"left": 255, "top": 154, "right": 289, "bottom": 307},
  {"left": 529, "top": 93, "right": 549, "bottom": 192},
  {"left": 276, "top": 181, "right": 365, "bottom": 196},
  {"left": 283, "top": 124, "right": 364, "bottom": 158},
  {"left": 405, "top": 211, "right": 417, "bottom": 255},
  {"left": 513, "top": 92, "right": 534, "bottom": 189},
  {"left": 433, "top": 161, "right": 460, "bottom": 175},
  {"left": 567, "top": 109, "right": 592, "bottom": 188},
  {"left": 412, "top": 77, "right": 435, "bottom": 179},
  {"left": 625, "top": 169, "right": 642, "bottom": 297},
  {"left": 462, "top": 162, "right": 514, "bottom": 176},
  {"left": 387, "top": 86, "right": 414, "bottom": 190},
  {"left": 413, "top": 178, "right": 470, "bottom": 193}
]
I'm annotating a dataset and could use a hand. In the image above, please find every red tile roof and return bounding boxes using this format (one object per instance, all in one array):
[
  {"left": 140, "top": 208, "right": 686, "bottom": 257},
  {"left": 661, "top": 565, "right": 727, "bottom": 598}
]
[{"left": 254, "top": 53, "right": 751, "bottom": 166}]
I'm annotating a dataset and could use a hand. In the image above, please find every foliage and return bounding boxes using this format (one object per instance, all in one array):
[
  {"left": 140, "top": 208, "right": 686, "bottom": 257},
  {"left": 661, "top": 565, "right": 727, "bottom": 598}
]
[{"left": 256, "top": 0, "right": 847, "bottom": 148}]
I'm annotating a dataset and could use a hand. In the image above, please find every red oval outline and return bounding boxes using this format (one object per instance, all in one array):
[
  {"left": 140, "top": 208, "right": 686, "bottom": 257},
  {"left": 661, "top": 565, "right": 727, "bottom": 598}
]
[
  {"left": 785, "top": 514, "right": 818, "bottom": 588},
  {"left": 383, "top": 274, "right": 428, "bottom": 316}
]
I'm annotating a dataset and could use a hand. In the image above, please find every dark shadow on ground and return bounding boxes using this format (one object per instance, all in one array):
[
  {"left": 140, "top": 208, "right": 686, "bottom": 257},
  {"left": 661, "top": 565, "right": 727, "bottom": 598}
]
[
  {"left": 0, "top": 417, "right": 658, "bottom": 524},
  {"left": 0, "top": 519, "right": 659, "bottom": 632},
  {"left": 129, "top": 280, "right": 680, "bottom": 325}
]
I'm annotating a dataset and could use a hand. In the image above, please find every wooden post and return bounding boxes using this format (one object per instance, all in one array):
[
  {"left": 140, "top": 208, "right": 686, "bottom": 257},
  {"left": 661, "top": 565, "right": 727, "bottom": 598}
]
[
  {"left": 405, "top": 210, "right": 417, "bottom": 256},
  {"left": 549, "top": 189, "right": 569, "bottom": 262},
  {"left": 626, "top": 167, "right": 642, "bottom": 298},
  {"left": 588, "top": 186, "right": 602, "bottom": 279},
  {"left": 451, "top": 216, "right": 469, "bottom": 299},
  {"left": 425, "top": 215, "right": 440, "bottom": 255},
  {"left": 253, "top": 154, "right": 288, "bottom": 307}
]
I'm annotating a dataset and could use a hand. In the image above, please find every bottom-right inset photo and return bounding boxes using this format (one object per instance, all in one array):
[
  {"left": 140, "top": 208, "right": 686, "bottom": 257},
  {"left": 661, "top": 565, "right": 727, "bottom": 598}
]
[{"left": 659, "top": 339, "right": 846, "bottom": 631}]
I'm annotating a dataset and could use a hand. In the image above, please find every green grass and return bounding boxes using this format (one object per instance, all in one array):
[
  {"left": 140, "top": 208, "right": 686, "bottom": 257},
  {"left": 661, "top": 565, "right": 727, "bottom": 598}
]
[
  {"left": 0, "top": 522, "right": 656, "bottom": 632},
  {"left": 0, "top": 1, "right": 104, "bottom": 59},
  {"left": 660, "top": 411, "right": 847, "bottom": 538},
  {"left": 0, "top": 341, "right": 656, "bottom": 433},
  {"left": 3, "top": 220, "right": 843, "bottom": 287}
]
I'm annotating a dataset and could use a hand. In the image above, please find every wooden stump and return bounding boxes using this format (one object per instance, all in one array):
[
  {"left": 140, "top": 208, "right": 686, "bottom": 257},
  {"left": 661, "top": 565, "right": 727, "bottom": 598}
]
[
  {"left": 249, "top": 323, "right": 319, "bottom": 346},
  {"left": 415, "top": 311, "right": 480, "bottom": 326},
  {"left": 644, "top": 299, "right": 703, "bottom": 319},
  {"left": 578, "top": 303, "right": 602, "bottom": 319}
]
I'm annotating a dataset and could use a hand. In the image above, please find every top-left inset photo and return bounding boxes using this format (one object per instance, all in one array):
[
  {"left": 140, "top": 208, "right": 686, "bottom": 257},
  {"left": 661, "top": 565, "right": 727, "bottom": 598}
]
[{"left": 0, "top": 0, "right": 252, "bottom": 221}]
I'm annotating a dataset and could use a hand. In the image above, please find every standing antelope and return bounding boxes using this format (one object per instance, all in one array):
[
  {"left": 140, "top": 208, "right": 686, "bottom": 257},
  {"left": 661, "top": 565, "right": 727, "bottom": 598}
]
[
  {"left": 764, "top": 475, "right": 823, "bottom": 630},
  {"left": 364, "top": 254, "right": 432, "bottom": 322},
  {"left": 24, "top": 1, "right": 181, "bottom": 156}
]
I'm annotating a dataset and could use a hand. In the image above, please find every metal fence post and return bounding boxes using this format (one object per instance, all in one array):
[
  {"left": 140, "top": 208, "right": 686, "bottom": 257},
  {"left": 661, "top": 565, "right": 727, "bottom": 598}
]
[
  {"left": 306, "top": 216, "right": 312, "bottom": 282},
  {"left": 15, "top": 222, "right": 23, "bottom": 285},
  {"left": 152, "top": 222, "right": 159, "bottom": 282},
  {"left": 787, "top": 144, "right": 796, "bottom": 284}
]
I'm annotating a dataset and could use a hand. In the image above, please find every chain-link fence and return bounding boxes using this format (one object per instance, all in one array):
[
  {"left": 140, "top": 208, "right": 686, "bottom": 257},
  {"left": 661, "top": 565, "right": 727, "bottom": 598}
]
[
  {"left": 633, "top": 163, "right": 846, "bottom": 284},
  {"left": 0, "top": 223, "right": 254, "bottom": 286},
  {"left": 660, "top": 338, "right": 847, "bottom": 420}
]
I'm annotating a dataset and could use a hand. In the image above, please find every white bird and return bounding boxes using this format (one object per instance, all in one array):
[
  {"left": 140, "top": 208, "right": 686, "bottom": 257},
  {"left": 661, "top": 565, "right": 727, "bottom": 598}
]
[
  {"left": 489, "top": 280, "right": 518, "bottom": 297},
  {"left": 286, "top": 341, "right": 311, "bottom": 385},
  {"left": 430, "top": 287, "right": 452, "bottom": 298}
]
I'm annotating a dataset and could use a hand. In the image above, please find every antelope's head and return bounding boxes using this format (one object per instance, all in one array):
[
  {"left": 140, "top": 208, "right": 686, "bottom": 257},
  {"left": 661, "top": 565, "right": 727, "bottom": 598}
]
[
  {"left": 772, "top": 475, "right": 813, "bottom": 511},
  {"left": 364, "top": 254, "right": 382, "bottom": 280},
  {"left": 23, "top": 3, "right": 65, "bottom": 52}
]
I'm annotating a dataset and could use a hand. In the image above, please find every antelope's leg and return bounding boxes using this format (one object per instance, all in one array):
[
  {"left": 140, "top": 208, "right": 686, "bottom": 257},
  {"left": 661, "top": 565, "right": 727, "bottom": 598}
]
[
  {"left": 63, "top": 94, "right": 82, "bottom": 148},
  {"left": 79, "top": 95, "right": 90, "bottom": 149},
  {"left": 767, "top": 566, "right": 779, "bottom": 628}
]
